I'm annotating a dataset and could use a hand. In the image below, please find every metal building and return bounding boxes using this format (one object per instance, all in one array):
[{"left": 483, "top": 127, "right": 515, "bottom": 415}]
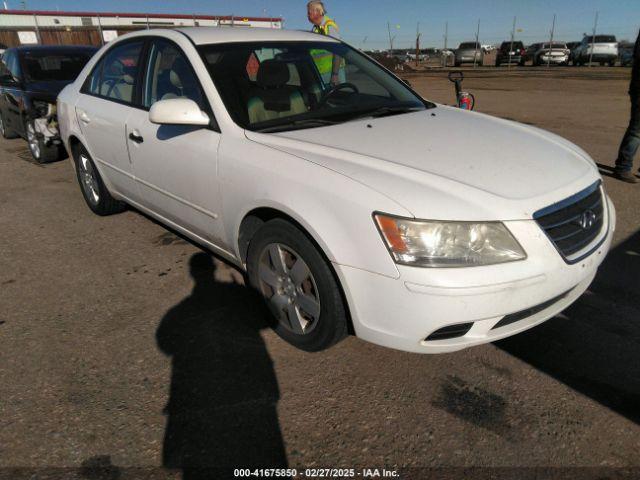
[{"left": 0, "top": 9, "right": 283, "bottom": 47}]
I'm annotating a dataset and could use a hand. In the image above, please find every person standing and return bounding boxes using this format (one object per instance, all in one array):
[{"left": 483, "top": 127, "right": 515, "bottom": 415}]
[
  {"left": 307, "top": 1, "right": 344, "bottom": 85},
  {"left": 615, "top": 29, "right": 640, "bottom": 183}
]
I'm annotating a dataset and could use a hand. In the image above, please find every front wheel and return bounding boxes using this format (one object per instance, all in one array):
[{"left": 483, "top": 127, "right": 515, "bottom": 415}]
[
  {"left": 26, "top": 120, "right": 59, "bottom": 163},
  {"left": 0, "top": 112, "right": 18, "bottom": 139},
  {"left": 73, "top": 144, "right": 126, "bottom": 216},
  {"left": 247, "top": 219, "right": 348, "bottom": 352}
]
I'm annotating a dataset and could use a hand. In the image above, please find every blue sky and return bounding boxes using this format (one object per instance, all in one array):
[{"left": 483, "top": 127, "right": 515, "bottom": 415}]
[{"left": 8, "top": 0, "right": 640, "bottom": 48}]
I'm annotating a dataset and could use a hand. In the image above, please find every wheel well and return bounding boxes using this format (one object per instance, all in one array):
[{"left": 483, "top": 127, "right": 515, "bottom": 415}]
[
  {"left": 68, "top": 135, "right": 81, "bottom": 156},
  {"left": 239, "top": 208, "right": 355, "bottom": 335}
]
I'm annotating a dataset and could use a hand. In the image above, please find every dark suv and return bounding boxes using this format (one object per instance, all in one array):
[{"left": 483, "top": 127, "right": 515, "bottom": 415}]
[
  {"left": 495, "top": 41, "right": 525, "bottom": 66},
  {"left": 0, "top": 45, "right": 97, "bottom": 162}
]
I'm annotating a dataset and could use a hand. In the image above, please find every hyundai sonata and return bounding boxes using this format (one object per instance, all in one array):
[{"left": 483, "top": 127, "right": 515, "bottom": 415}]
[{"left": 57, "top": 28, "right": 615, "bottom": 353}]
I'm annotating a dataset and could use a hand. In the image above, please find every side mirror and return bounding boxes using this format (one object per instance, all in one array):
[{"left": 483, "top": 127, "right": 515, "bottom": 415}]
[{"left": 149, "top": 98, "right": 210, "bottom": 127}]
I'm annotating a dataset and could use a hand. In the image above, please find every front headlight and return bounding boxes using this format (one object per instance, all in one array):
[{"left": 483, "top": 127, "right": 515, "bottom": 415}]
[{"left": 374, "top": 213, "right": 526, "bottom": 268}]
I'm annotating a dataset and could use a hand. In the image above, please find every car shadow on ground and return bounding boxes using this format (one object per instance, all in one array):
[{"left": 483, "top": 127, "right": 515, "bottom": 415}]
[
  {"left": 156, "top": 252, "right": 288, "bottom": 478},
  {"left": 496, "top": 229, "right": 640, "bottom": 424}
]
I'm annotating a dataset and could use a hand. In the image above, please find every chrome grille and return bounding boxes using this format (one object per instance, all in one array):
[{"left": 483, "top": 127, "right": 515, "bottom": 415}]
[{"left": 534, "top": 182, "right": 605, "bottom": 262}]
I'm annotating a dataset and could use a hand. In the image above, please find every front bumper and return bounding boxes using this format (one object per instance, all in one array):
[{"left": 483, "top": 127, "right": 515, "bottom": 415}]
[
  {"left": 335, "top": 196, "right": 615, "bottom": 354},
  {"left": 582, "top": 53, "right": 617, "bottom": 62}
]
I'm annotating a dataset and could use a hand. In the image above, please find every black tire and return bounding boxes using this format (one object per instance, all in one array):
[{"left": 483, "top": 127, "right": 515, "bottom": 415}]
[
  {"left": 25, "top": 120, "right": 59, "bottom": 163},
  {"left": 608, "top": 60, "right": 615, "bottom": 67},
  {"left": 0, "top": 112, "right": 18, "bottom": 139},
  {"left": 73, "top": 144, "right": 126, "bottom": 216},
  {"left": 247, "top": 218, "right": 348, "bottom": 352},
  {"left": 454, "top": 61, "right": 460, "bottom": 67}
]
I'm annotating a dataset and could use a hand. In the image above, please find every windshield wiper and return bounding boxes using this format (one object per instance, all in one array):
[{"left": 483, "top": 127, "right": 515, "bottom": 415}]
[
  {"left": 254, "top": 118, "right": 339, "bottom": 133},
  {"left": 346, "top": 105, "right": 425, "bottom": 121}
]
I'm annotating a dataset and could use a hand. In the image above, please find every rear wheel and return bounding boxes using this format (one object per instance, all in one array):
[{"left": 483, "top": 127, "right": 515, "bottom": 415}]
[
  {"left": 247, "top": 219, "right": 348, "bottom": 352},
  {"left": 0, "top": 112, "right": 18, "bottom": 139},
  {"left": 73, "top": 144, "right": 126, "bottom": 216},
  {"left": 608, "top": 60, "right": 615, "bottom": 67},
  {"left": 26, "top": 120, "right": 59, "bottom": 163}
]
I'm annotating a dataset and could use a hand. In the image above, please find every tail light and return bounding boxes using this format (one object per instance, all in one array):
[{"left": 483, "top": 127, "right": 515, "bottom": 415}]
[{"left": 520, "top": 49, "right": 526, "bottom": 56}]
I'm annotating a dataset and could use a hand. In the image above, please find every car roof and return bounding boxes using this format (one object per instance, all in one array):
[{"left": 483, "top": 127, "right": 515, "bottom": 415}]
[{"left": 176, "top": 26, "right": 338, "bottom": 46}]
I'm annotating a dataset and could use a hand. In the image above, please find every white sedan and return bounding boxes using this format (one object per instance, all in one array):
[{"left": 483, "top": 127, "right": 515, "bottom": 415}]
[{"left": 57, "top": 27, "right": 615, "bottom": 353}]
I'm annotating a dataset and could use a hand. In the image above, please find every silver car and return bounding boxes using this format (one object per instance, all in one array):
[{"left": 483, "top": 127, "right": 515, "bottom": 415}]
[{"left": 455, "top": 42, "right": 483, "bottom": 66}]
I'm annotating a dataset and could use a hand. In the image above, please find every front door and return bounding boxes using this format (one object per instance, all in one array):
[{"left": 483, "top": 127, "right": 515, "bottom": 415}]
[
  {"left": 126, "top": 38, "right": 225, "bottom": 247},
  {"left": 75, "top": 40, "right": 145, "bottom": 202}
]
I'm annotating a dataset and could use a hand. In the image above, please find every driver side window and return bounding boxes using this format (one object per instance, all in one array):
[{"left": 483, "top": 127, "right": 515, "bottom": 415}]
[{"left": 83, "top": 41, "right": 143, "bottom": 104}]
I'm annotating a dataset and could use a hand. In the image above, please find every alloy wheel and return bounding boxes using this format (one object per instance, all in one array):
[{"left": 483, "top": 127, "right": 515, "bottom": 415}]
[
  {"left": 26, "top": 122, "right": 40, "bottom": 159},
  {"left": 78, "top": 154, "right": 100, "bottom": 205},
  {"left": 257, "top": 243, "right": 321, "bottom": 335}
]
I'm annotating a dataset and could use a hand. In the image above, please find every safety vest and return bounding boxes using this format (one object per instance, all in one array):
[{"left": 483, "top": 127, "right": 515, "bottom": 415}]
[
  {"left": 311, "top": 16, "right": 341, "bottom": 77},
  {"left": 312, "top": 16, "right": 338, "bottom": 36}
]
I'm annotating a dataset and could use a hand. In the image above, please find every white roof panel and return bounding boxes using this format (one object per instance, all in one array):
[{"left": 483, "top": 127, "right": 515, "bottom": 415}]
[{"left": 176, "top": 27, "right": 338, "bottom": 45}]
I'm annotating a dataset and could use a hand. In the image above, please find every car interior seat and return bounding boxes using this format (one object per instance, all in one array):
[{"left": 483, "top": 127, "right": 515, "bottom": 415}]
[{"left": 247, "top": 59, "right": 307, "bottom": 124}]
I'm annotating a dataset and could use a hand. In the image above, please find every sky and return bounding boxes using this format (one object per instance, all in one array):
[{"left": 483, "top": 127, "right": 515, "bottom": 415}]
[{"left": 5, "top": 0, "right": 640, "bottom": 49}]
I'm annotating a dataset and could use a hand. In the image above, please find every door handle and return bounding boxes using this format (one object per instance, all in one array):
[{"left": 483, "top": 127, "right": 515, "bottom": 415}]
[
  {"left": 128, "top": 131, "right": 144, "bottom": 144},
  {"left": 78, "top": 111, "right": 91, "bottom": 124}
]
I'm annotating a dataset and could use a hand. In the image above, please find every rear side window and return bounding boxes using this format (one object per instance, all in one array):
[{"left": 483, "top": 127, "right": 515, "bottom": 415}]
[{"left": 83, "top": 41, "right": 143, "bottom": 104}]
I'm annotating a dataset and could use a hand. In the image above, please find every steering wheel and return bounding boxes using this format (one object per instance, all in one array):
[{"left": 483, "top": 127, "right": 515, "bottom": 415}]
[{"left": 317, "top": 82, "right": 360, "bottom": 107}]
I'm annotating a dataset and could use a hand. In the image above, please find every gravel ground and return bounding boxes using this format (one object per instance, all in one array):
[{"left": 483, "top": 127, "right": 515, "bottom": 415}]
[{"left": 1, "top": 67, "right": 639, "bottom": 479}]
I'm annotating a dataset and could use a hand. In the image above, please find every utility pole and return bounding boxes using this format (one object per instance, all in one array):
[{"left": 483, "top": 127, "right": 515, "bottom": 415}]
[
  {"left": 443, "top": 21, "right": 448, "bottom": 67},
  {"left": 97, "top": 14, "right": 104, "bottom": 45},
  {"left": 416, "top": 22, "right": 421, "bottom": 67},
  {"left": 387, "top": 21, "right": 393, "bottom": 54},
  {"left": 589, "top": 11, "right": 598, "bottom": 67},
  {"left": 33, "top": 13, "right": 41, "bottom": 44},
  {"left": 547, "top": 13, "right": 556, "bottom": 68},
  {"left": 508, "top": 16, "right": 516, "bottom": 68},
  {"left": 473, "top": 19, "right": 480, "bottom": 68}
]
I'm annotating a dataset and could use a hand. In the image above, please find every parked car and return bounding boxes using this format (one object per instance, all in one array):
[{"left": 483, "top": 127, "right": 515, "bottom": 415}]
[
  {"left": 529, "top": 42, "right": 570, "bottom": 66},
  {"left": 58, "top": 28, "right": 615, "bottom": 354},
  {"left": 572, "top": 35, "right": 618, "bottom": 66},
  {"left": 620, "top": 43, "right": 634, "bottom": 67},
  {"left": 566, "top": 41, "right": 581, "bottom": 64},
  {"left": 455, "top": 42, "right": 483, "bottom": 66},
  {"left": 0, "top": 45, "right": 97, "bottom": 162},
  {"left": 495, "top": 41, "right": 526, "bottom": 66}
]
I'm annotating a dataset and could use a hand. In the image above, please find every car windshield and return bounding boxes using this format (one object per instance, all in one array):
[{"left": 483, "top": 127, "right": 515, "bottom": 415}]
[
  {"left": 458, "top": 43, "right": 478, "bottom": 49},
  {"left": 198, "top": 41, "right": 430, "bottom": 132},
  {"left": 21, "top": 50, "right": 93, "bottom": 82},
  {"left": 543, "top": 43, "right": 567, "bottom": 49}
]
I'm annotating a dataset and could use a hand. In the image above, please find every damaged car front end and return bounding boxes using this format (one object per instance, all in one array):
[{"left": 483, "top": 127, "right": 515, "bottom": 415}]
[{"left": 0, "top": 45, "right": 97, "bottom": 163}]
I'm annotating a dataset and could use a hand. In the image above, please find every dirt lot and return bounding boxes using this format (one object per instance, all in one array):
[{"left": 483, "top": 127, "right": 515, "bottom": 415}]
[{"left": 1, "top": 67, "right": 639, "bottom": 479}]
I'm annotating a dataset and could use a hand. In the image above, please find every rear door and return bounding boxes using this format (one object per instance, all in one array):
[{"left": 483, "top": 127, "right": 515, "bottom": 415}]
[
  {"left": 75, "top": 40, "right": 144, "bottom": 202},
  {"left": 125, "top": 38, "right": 225, "bottom": 246}
]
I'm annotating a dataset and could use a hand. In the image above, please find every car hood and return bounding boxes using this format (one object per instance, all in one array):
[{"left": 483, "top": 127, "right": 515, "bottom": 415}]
[
  {"left": 245, "top": 106, "right": 601, "bottom": 221},
  {"left": 25, "top": 80, "right": 72, "bottom": 103}
]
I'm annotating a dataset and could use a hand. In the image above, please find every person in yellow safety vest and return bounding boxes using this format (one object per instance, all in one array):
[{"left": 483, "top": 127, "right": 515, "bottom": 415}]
[{"left": 307, "top": 0, "right": 345, "bottom": 85}]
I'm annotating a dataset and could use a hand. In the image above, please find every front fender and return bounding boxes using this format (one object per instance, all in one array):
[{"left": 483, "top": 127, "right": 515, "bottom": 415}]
[{"left": 220, "top": 134, "right": 410, "bottom": 279}]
